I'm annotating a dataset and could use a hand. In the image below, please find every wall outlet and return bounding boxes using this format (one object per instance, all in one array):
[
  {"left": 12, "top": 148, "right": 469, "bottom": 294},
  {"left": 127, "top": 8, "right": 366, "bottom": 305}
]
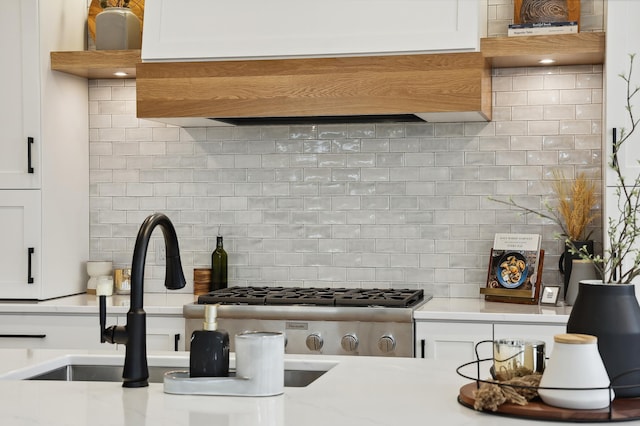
[{"left": 155, "top": 240, "right": 166, "bottom": 264}]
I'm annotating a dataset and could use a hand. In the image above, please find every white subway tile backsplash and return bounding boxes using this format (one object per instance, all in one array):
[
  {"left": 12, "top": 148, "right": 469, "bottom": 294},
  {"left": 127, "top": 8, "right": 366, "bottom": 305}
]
[
  {"left": 560, "top": 89, "right": 593, "bottom": 105},
  {"left": 89, "top": 64, "right": 602, "bottom": 297}
]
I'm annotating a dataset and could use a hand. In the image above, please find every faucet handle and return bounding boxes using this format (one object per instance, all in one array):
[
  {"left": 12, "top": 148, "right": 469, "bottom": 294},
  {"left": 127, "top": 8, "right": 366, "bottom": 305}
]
[
  {"left": 99, "top": 295, "right": 126, "bottom": 344},
  {"left": 99, "top": 295, "right": 107, "bottom": 343}
]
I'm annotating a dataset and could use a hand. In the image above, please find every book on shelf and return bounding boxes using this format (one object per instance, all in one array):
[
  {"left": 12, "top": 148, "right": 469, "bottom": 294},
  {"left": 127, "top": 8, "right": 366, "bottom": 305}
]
[
  {"left": 508, "top": 21, "right": 578, "bottom": 37},
  {"left": 480, "top": 233, "right": 544, "bottom": 304}
]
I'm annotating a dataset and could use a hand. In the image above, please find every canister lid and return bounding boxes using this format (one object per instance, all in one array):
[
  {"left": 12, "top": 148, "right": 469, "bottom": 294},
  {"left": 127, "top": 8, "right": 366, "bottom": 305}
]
[{"left": 554, "top": 333, "right": 597, "bottom": 344}]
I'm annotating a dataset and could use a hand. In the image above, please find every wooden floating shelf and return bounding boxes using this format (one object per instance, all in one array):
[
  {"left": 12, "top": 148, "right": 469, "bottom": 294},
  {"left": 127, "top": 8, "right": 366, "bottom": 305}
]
[
  {"left": 50, "top": 49, "right": 140, "bottom": 79},
  {"left": 481, "top": 32, "right": 605, "bottom": 68},
  {"left": 50, "top": 32, "right": 605, "bottom": 80}
]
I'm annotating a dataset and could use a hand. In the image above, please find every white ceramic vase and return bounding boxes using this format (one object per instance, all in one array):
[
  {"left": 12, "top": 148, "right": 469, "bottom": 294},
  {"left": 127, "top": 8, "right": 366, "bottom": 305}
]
[
  {"left": 564, "top": 259, "right": 598, "bottom": 305},
  {"left": 538, "top": 333, "right": 614, "bottom": 410}
]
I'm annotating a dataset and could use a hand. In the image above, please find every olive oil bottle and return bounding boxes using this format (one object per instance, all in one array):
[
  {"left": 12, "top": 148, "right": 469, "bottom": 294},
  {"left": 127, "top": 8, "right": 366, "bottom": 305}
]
[{"left": 211, "top": 234, "right": 227, "bottom": 291}]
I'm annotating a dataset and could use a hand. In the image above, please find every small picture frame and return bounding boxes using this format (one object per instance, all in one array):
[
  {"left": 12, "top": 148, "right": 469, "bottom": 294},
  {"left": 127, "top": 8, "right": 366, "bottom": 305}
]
[{"left": 540, "top": 285, "right": 561, "bottom": 306}]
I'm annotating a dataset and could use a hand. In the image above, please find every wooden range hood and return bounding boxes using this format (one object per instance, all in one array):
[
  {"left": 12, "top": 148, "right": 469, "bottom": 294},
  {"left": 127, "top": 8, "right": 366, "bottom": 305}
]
[{"left": 135, "top": 52, "right": 492, "bottom": 126}]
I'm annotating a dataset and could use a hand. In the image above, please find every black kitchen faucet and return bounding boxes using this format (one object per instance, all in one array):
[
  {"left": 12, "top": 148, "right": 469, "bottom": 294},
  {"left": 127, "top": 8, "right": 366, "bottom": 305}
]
[{"left": 99, "top": 213, "right": 186, "bottom": 387}]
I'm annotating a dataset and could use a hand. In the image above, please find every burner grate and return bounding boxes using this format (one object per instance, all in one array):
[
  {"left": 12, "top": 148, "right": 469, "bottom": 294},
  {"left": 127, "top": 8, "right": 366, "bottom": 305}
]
[
  {"left": 335, "top": 289, "right": 424, "bottom": 307},
  {"left": 197, "top": 286, "right": 424, "bottom": 308}
]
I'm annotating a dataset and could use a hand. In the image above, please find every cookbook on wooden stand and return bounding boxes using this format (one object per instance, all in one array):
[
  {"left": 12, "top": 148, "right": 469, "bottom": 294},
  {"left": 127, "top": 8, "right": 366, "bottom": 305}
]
[{"left": 480, "top": 233, "right": 544, "bottom": 304}]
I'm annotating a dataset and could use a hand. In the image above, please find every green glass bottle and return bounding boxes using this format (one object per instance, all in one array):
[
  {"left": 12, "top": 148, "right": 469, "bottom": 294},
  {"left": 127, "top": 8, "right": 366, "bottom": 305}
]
[{"left": 211, "top": 235, "right": 228, "bottom": 291}]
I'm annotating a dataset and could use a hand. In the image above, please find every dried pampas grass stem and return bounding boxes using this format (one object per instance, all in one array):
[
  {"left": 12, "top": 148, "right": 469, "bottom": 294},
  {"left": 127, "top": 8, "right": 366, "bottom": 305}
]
[{"left": 552, "top": 171, "right": 598, "bottom": 241}]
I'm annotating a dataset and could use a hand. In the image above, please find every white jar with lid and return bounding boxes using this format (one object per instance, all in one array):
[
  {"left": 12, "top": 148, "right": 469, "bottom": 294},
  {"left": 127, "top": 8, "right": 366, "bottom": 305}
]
[{"left": 538, "top": 333, "right": 614, "bottom": 410}]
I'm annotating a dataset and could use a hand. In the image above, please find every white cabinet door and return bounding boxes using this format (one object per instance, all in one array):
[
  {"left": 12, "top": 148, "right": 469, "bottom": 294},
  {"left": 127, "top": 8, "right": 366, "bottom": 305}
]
[
  {"left": 415, "top": 321, "right": 493, "bottom": 361},
  {"left": 0, "top": 313, "right": 119, "bottom": 350},
  {"left": 146, "top": 316, "right": 186, "bottom": 351},
  {"left": 0, "top": 0, "right": 89, "bottom": 300},
  {"left": 0, "top": 191, "right": 41, "bottom": 299},
  {"left": 604, "top": 0, "right": 640, "bottom": 186},
  {"left": 416, "top": 320, "right": 567, "bottom": 362},
  {"left": 112, "top": 314, "right": 186, "bottom": 352},
  {"left": 0, "top": 0, "right": 40, "bottom": 189},
  {"left": 604, "top": 1, "right": 640, "bottom": 290},
  {"left": 143, "top": 0, "right": 482, "bottom": 61}
]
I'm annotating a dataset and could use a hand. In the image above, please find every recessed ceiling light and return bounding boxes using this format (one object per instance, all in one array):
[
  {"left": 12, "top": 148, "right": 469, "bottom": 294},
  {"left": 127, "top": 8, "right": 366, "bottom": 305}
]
[
  {"left": 539, "top": 58, "right": 556, "bottom": 65},
  {"left": 114, "top": 71, "right": 128, "bottom": 77}
]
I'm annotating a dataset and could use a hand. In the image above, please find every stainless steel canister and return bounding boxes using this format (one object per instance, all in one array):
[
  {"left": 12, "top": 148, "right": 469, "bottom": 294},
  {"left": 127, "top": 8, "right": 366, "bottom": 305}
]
[{"left": 492, "top": 338, "right": 545, "bottom": 380}]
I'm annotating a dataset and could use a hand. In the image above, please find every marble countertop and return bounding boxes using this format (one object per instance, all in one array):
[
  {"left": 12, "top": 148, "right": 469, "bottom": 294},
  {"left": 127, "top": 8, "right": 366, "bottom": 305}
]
[
  {"left": 0, "top": 348, "right": 580, "bottom": 426},
  {"left": 0, "top": 293, "right": 196, "bottom": 315},
  {"left": 414, "top": 297, "right": 572, "bottom": 323}
]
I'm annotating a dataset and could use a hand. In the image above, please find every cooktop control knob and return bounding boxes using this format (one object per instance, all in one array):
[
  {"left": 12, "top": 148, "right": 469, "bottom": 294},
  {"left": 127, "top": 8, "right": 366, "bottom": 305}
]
[
  {"left": 341, "top": 333, "right": 359, "bottom": 352},
  {"left": 377, "top": 335, "right": 396, "bottom": 353},
  {"left": 306, "top": 333, "right": 323, "bottom": 351}
]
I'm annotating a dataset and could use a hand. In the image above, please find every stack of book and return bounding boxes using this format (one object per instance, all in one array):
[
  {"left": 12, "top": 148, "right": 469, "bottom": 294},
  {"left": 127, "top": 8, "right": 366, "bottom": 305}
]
[{"left": 507, "top": 20, "right": 578, "bottom": 37}]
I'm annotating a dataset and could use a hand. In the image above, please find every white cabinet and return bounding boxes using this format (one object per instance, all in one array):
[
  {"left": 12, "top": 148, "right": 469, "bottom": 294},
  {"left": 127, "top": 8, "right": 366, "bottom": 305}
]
[
  {"left": 603, "top": 1, "right": 640, "bottom": 295},
  {"left": 604, "top": 0, "right": 640, "bottom": 187},
  {"left": 0, "top": 313, "right": 118, "bottom": 350},
  {"left": 416, "top": 320, "right": 566, "bottom": 362},
  {"left": 0, "top": 0, "right": 40, "bottom": 189},
  {"left": 0, "top": 0, "right": 89, "bottom": 299},
  {"left": 0, "top": 192, "right": 41, "bottom": 299},
  {"left": 416, "top": 321, "right": 493, "bottom": 361},
  {"left": 145, "top": 315, "right": 186, "bottom": 351},
  {"left": 142, "top": 0, "right": 484, "bottom": 61},
  {"left": 0, "top": 312, "right": 186, "bottom": 352}
]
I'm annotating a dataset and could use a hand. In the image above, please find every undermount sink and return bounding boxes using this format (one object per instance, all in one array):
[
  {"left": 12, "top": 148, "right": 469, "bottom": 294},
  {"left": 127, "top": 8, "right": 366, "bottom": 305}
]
[
  {"left": 11, "top": 354, "right": 335, "bottom": 389},
  {"left": 28, "top": 364, "right": 325, "bottom": 388}
]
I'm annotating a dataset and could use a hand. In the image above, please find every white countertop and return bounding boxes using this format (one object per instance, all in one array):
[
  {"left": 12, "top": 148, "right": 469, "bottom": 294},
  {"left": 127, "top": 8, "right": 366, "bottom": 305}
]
[
  {"left": 0, "top": 348, "right": 597, "bottom": 426},
  {"left": 0, "top": 293, "right": 196, "bottom": 315},
  {"left": 414, "top": 297, "right": 572, "bottom": 323},
  {"left": 0, "top": 294, "right": 572, "bottom": 324}
]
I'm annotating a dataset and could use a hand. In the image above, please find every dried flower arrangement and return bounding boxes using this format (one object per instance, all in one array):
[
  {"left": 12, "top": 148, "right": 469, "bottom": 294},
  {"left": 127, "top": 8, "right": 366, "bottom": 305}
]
[
  {"left": 550, "top": 170, "right": 599, "bottom": 242},
  {"left": 489, "top": 170, "right": 598, "bottom": 246}
]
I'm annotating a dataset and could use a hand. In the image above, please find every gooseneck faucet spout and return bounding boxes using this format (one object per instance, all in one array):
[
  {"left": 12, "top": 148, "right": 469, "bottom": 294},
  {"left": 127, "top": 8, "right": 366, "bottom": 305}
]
[{"left": 99, "top": 213, "right": 186, "bottom": 388}]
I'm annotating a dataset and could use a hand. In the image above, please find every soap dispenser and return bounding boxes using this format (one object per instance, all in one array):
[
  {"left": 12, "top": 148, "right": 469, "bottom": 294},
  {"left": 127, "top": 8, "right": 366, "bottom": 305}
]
[{"left": 189, "top": 304, "right": 230, "bottom": 377}]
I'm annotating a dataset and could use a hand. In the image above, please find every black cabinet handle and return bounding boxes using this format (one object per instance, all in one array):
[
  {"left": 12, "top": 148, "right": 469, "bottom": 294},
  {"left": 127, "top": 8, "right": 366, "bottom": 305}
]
[
  {"left": 0, "top": 334, "right": 46, "bottom": 339},
  {"left": 420, "top": 339, "right": 426, "bottom": 359},
  {"left": 27, "top": 247, "right": 34, "bottom": 284},
  {"left": 174, "top": 333, "right": 180, "bottom": 351},
  {"left": 27, "top": 137, "right": 34, "bottom": 174}
]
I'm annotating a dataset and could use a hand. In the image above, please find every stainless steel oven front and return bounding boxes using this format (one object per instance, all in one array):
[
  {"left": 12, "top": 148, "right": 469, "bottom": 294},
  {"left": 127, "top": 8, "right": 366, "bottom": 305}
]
[
  {"left": 183, "top": 303, "right": 419, "bottom": 357},
  {"left": 184, "top": 287, "right": 429, "bottom": 357}
]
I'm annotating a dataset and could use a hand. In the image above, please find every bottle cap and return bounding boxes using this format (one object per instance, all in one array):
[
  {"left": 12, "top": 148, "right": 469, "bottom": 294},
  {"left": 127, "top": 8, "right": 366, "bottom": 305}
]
[{"left": 203, "top": 304, "right": 218, "bottom": 331}]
